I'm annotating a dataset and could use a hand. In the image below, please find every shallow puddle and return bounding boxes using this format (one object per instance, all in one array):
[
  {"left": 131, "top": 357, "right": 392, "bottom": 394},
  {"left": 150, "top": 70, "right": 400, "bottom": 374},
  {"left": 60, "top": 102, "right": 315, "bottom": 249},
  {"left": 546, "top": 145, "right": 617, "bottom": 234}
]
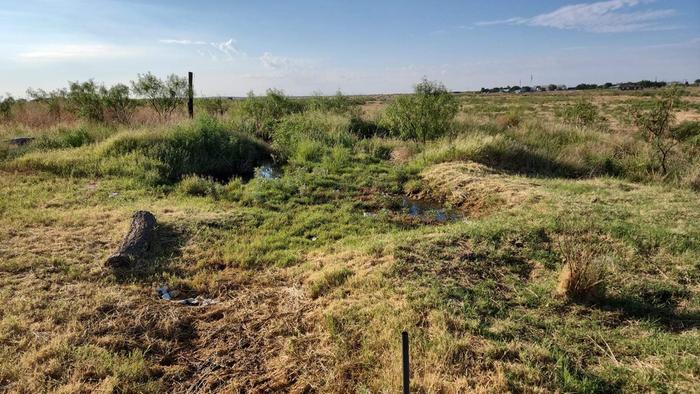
[
  {"left": 397, "top": 196, "right": 462, "bottom": 222},
  {"left": 254, "top": 163, "right": 282, "bottom": 179},
  {"left": 363, "top": 195, "right": 463, "bottom": 223}
]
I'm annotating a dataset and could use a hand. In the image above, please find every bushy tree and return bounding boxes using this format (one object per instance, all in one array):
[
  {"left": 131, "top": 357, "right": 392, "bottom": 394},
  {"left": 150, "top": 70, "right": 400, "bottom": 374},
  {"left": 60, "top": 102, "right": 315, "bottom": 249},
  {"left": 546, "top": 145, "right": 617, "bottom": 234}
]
[
  {"left": 382, "top": 78, "right": 459, "bottom": 144},
  {"left": 67, "top": 80, "right": 105, "bottom": 122},
  {"left": 131, "top": 72, "right": 188, "bottom": 121},
  {"left": 631, "top": 88, "right": 685, "bottom": 176},
  {"left": 201, "top": 96, "right": 230, "bottom": 117},
  {"left": 27, "top": 88, "right": 68, "bottom": 121},
  {"left": 101, "top": 83, "right": 135, "bottom": 124},
  {"left": 0, "top": 94, "right": 15, "bottom": 121}
]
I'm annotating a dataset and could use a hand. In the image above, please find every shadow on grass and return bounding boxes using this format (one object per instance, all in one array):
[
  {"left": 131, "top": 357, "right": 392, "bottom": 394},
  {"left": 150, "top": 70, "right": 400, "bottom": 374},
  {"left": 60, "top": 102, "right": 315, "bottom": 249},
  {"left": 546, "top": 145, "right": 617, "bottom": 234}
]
[
  {"left": 593, "top": 295, "right": 700, "bottom": 332},
  {"left": 111, "top": 222, "right": 188, "bottom": 283},
  {"left": 475, "top": 145, "right": 584, "bottom": 179}
]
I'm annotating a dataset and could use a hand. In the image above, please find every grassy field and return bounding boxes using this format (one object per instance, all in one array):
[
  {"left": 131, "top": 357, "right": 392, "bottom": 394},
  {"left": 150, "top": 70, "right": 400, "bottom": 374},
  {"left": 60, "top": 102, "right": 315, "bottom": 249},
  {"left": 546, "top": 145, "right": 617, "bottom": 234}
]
[{"left": 1, "top": 88, "right": 699, "bottom": 393}]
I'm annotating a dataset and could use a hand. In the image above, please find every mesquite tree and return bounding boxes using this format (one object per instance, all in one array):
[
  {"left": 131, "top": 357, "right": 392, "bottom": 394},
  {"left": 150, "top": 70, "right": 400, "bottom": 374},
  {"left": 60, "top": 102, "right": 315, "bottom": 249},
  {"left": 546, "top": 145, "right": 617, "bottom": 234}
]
[
  {"left": 631, "top": 88, "right": 682, "bottom": 176},
  {"left": 131, "top": 72, "right": 188, "bottom": 121}
]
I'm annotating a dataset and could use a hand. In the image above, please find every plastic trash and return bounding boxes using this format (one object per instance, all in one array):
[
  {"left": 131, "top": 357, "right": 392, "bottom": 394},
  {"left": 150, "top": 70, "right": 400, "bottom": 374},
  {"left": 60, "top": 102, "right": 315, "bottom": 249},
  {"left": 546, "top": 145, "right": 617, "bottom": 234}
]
[
  {"left": 156, "top": 285, "right": 172, "bottom": 300},
  {"left": 156, "top": 285, "right": 216, "bottom": 306}
]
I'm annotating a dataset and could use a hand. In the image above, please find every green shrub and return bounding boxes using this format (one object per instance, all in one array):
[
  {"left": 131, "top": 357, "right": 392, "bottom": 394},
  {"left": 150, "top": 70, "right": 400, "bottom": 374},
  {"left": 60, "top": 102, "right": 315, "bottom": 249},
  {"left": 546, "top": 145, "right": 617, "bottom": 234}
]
[
  {"left": 557, "top": 100, "right": 600, "bottom": 127},
  {"left": 9, "top": 115, "right": 271, "bottom": 184},
  {"left": 322, "top": 145, "right": 351, "bottom": 171},
  {"left": 240, "top": 89, "right": 304, "bottom": 140},
  {"left": 37, "top": 128, "right": 93, "bottom": 149},
  {"left": 272, "top": 111, "right": 354, "bottom": 163},
  {"left": 305, "top": 91, "right": 356, "bottom": 114},
  {"left": 177, "top": 175, "right": 220, "bottom": 197},
  {"left": 221, "top": 177, "right": 244, "bottom": 201},
  {"left": 381, "top": 78, "right": 459, "bottom": 144},
  {"left": 199, "top": 96, "right": 230, "bottom": 117},
  {"left": 103, "top": 115, "right": 271, "bottom": 182},
  {"left": 349, "top": 116, "right": 387, "bottom": 138}
]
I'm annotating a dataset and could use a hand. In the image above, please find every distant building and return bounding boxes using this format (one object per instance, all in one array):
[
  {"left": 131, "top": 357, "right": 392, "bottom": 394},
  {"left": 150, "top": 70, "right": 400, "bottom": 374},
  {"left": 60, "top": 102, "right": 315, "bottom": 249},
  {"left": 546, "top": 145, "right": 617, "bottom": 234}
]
[{"left": 619, "top": 82, "right": 642, "bottom": 90}]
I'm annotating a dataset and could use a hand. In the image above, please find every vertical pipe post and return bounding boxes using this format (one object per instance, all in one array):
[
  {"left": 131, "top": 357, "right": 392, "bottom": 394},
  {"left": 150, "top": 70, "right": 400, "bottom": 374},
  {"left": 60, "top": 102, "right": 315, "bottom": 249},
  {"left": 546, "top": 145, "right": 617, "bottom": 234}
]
[
  {"left": 402, "top": 331, "right": 410, "bottom": 394},
  {"left": 188, "top": 71, "right": 194, "bottom": 119}
]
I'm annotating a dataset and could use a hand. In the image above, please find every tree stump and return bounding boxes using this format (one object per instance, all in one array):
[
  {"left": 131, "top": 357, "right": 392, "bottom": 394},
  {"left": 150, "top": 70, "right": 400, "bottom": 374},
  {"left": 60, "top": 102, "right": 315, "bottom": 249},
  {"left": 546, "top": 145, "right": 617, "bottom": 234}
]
[{"left": 105, "top": 211, "right": 157, "bottom": 268}]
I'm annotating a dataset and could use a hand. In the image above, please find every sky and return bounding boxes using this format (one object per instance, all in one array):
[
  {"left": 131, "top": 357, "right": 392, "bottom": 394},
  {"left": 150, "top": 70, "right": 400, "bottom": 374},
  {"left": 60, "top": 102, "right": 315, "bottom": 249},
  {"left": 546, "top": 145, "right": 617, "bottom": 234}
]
[{"left": 1, "top": 0, "right": 699, "bottom": 97}]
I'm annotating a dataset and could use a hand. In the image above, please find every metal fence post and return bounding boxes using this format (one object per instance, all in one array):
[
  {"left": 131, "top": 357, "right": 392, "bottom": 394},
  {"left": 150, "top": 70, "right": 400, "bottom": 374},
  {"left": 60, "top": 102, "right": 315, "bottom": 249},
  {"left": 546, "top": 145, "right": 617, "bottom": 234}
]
[
  {"left": 402, "top": 331, "right": 410, "bottom": 394},
  {"left": 188, "top": 71, "right": 194, "bottom": 118}
]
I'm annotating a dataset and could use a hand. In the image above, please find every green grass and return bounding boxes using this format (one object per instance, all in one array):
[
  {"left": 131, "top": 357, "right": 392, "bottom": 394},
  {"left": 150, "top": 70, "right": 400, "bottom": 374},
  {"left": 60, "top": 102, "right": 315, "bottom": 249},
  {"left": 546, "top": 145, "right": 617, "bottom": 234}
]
[{"left": 0, "top": 90, "right": 698, "bottom": 392}]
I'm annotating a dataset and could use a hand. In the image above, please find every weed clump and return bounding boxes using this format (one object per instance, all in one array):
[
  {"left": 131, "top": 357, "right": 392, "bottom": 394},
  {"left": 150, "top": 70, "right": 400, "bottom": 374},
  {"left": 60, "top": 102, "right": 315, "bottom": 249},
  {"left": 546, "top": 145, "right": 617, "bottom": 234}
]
[
  {"left": 555, "top": 233, "right": 609, "bottom": 301},
  {"left": 271, "top": 111, "right": 354, "bottom": 164},
  {"left": 557, "top": 100, "right": 601, "bottom": 127},
  {"left": 495, "top": 111, "right": 521, "bottom": 129},
  {"left": 177, "top": 175, "right": 220, "bottom": 197}
]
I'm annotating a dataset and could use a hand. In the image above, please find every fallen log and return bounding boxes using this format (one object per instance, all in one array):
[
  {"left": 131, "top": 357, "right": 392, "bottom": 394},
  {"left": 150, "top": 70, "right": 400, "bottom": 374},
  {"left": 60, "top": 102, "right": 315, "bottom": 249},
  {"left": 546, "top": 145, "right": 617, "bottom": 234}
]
[{"left": 105, "top": 210, "right": 157, "bottom": 268}]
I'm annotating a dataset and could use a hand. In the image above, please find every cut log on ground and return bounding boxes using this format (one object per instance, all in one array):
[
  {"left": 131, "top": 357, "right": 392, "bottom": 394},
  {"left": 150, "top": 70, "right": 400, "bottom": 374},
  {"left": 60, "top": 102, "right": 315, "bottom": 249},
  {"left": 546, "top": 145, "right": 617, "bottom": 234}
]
[{"left": 105, "top": 210, "right": 157, "bottom": 268}]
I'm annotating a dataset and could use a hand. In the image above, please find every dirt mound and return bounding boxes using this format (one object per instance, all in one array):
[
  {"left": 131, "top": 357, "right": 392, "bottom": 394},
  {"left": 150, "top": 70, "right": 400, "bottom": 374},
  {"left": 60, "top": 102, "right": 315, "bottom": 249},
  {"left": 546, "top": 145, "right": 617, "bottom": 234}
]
[{"left": 419, "top": 161, "right": 542, "bottom": 216}]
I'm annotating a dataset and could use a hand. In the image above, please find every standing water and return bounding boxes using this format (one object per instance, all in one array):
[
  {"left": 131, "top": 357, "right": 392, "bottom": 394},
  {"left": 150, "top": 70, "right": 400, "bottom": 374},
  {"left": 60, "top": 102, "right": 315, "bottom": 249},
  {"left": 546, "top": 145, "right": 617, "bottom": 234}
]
[{"left": 254, "top": 163, "right": 282, "bottom": 179}]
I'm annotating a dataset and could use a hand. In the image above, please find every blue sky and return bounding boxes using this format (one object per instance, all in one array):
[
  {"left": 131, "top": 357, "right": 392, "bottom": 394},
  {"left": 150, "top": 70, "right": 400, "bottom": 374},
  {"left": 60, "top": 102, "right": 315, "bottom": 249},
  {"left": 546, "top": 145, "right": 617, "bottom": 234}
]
[{"left": 1, "top": 0, "right": 699, "bottom": 96}]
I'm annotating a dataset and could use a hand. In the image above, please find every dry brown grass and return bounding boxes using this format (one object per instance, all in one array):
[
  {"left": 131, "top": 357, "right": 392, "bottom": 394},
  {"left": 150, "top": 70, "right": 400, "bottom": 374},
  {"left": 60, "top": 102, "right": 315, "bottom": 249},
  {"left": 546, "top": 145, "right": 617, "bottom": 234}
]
[
  {"left": 419, "top": 161, "right": 542, "bottom": 216},
  {"left": 555, "top": 232, "right": 610, "bottom": 301}
]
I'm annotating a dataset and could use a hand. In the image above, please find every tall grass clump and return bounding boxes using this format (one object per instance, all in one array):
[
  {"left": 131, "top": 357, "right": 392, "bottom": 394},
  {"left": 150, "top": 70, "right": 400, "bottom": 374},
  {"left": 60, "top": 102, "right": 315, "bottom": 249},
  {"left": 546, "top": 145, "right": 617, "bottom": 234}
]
[
  {"left": 271, "top": 111, "right": 354, "bottom": 165},
  {"left": 556, "top": 100, "right": 602, "bottom": 128},
  {"left": 8, "top": 115, "right": 271, "bottom": 184},
  {"left": 240, "top": 89, "right": 305, "bottom": 140},
  {"left": 555, "top": 232, "right": 609, "bottom": 301}
]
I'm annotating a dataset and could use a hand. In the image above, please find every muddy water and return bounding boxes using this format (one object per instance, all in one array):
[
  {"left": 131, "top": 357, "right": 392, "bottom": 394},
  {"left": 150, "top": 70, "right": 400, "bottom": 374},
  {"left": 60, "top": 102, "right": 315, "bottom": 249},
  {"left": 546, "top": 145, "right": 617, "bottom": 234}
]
[
  {"left": 363, "top": 195, "right": 463, "bottom": 223},
  {"left": 397, "top": 196, "right": 462, "bottom": 222}
]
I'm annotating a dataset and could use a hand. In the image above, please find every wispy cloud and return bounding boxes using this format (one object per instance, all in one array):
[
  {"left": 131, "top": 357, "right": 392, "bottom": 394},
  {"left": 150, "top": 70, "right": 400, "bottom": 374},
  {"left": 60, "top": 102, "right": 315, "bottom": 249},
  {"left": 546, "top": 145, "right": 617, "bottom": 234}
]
[
  {"left": 159, "top": 37, "right": 244, "bottom": 60},
  {"left": 16, "top": 44, "right": 137, "bottom": 62},
  {"left": 477, "top": 0, "right": 676, "bottom": 33},
  {"left": 259, "top": 52, "right": 291, "bottom": 70},
  {"left": 158, "top": 39, "right": 207, "bottom": 45}
]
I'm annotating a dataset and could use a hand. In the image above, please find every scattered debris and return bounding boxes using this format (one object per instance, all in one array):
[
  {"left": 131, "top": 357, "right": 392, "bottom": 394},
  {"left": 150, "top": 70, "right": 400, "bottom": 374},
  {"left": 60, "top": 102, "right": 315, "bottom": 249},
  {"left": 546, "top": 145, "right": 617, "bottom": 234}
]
[
  {"left": 177, "top": 296, "right": 218, "bottom": 306},
  {"left": 105, "top": 211, "right": 157, "bottom": 268},
  {"left": 109, "top": 192, "right": 119, "bottom": 198},
  {"left": 155, "top": 283, "right": 218, "bottom": 306},
  {"left": 156, "top": 285, "right": 172, "bottom": 300},
  {"left": 156, "top": 285, "right": 217, "bottom": 306}
]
